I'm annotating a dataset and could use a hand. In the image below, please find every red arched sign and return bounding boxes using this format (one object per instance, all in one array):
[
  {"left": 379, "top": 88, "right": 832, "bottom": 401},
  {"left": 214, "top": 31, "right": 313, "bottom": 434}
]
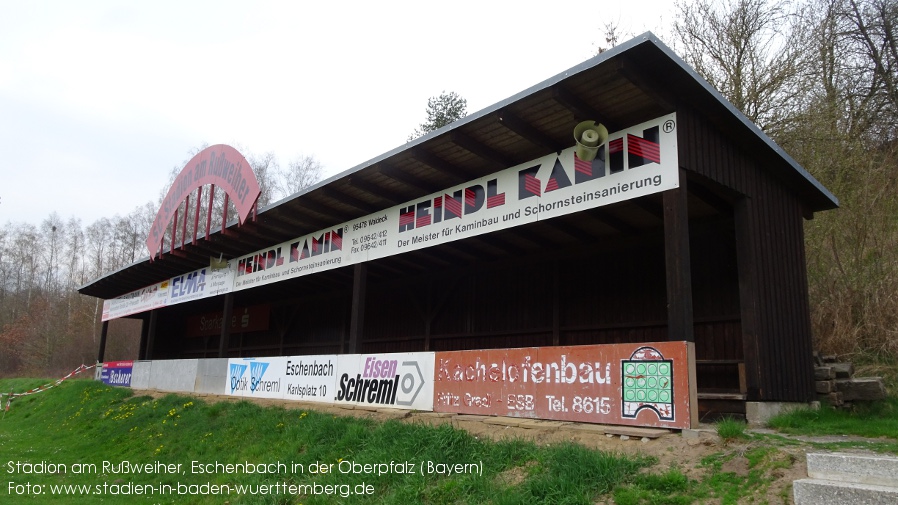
[{"left": 146, "top": 145, "right": 261, "bottom": 259}]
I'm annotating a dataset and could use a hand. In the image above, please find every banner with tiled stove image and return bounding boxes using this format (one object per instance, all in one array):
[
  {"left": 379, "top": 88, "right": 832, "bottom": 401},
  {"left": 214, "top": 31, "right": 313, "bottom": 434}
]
[{"left": 433, "top": 342, "right": 696, "bottom": 429}]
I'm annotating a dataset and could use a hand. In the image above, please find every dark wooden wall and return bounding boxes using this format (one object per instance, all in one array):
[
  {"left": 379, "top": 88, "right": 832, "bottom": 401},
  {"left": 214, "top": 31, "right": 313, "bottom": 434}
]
[
  {"left": 678, "top": 107, "right": 816, "bottom": 402},
  {"left": 150, "top": 225, "right": 744, "bottom": 393},
  {"left": 146, "top": 106, "right": 816, "bottom": 404}
]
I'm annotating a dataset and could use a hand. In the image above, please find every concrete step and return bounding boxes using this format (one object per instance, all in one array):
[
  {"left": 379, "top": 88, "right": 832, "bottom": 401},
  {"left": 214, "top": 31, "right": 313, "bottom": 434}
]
[
  {"left": 806, "top": 452, "right": 898, "bottom": 487},
  {"left": 793, "top": 479, "right": 898, "bottom": 505}
]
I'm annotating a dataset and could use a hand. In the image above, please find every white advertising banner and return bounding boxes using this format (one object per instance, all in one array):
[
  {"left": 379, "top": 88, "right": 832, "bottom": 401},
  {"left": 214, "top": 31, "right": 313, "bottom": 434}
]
[
  {"left": 231, "top": 113, "right": 678, "bottom": 291},
  {"left": 225, "top": 355, "right": 338, "bottom": 402},
  {"left": 282, "top": 355, "right": 338, "bottom": 403},
  {"left": 102, "top": 264, "right": 236, "bottom": 321},
  {"left": 106, "top": 114, "right": 678, "bottom": 318},
  {"left": 334, "top": 352, "right": 436, "bottom": 411},
  {"left": 102, "top": 281, "right": 169, "bottom": 321},
  {"left": 167, "top": 263, "right": 236, "bottom": 306}
]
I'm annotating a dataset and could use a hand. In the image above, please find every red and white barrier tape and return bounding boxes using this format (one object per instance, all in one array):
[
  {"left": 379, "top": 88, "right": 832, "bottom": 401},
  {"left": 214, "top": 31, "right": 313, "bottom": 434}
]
[{"left": 1, "top": 363, "right": 98, "bottom": 404}]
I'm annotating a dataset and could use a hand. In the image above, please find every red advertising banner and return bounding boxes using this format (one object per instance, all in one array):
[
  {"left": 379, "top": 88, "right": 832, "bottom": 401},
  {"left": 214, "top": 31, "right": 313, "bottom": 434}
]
[
  {"left": 185, "top": 304, "right": 270, "bottom": 337},
  {"left": 433, "top": 342, "right": 696, "bottom": 429}
]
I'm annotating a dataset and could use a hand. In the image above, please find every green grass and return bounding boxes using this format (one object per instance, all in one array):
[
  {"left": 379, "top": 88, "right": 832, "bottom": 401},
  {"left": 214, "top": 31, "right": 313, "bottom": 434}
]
[
  {"left": 611, "top": 445, "right": 796, "bottom": 505},
  {"left": 612, "top": 468, "right": 694, "bottom": 505},
  {"left": 5, "top": 376, "right": 896, "bottom": 504},
  {"left": 0, "top": 379, "right": 652, "bottom": 504},
  {"left": 715, "top": 417, "right": 748, "bottom": 442},
  {"left": 767, "top": 396, "right": 898, "bottom": 440}
]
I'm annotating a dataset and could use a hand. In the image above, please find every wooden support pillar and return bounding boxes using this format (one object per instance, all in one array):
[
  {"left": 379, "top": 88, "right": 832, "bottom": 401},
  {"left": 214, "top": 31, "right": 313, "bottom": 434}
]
[
  {"left": 734, "top": 197, "right": 761, "bottom": 400},
  {"left": 424, "top": 280, "right": 433, "bottom": 352},
  {"left": 138, "top": 314, "right": 149, "bottom": 360},
  {"left": 97, "top": 320, "right": 109, "bottom": 363},
  {"left": 145, "top": 310, "right": 157, "bottom": 360},
  {"left": 219, "top": 293, "right": 234, "bottom": 358},
  {"left": 663, "top": 170, "right": 694, "bottom": 342},
  {"left": 552, "top": 261, "right": 561, "bottom": 346},
  {"left": 348, "top": 263, "right": 367, "bottom": 354}
]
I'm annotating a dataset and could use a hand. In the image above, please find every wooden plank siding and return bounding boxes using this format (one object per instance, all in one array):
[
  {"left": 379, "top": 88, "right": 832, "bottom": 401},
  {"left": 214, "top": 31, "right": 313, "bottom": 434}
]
[
  {"left": 678, "top": 107, "right": 816, "bottom": 402},
  {"left": 152, "top": 216, "right": 744, "bottom": 394},
  {"left": 150, "top": 104, "right": 823, "bottom": 402}
]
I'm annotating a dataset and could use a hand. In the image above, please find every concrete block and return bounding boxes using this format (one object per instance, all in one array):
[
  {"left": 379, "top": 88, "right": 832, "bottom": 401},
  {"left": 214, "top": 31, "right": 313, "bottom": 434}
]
[
  {"left": 793, "top": 479, "right": 898, "bottom": 505},
  {"left": 815, "top": 380, "right": 835, "bottom": 393},
  {"left": 807, "top": 453, "right": 898, "bottom": 487},
  {"left": 194, "top": 358, "right": 228, "bottom": 395},
  {"left": 835, "top": 377, "right": 887, "bottom": 402},
  {"left": 815, "top": 366, "right": 835, "bottom": 381},
  {"left": 746, "top": 401, "right": 815, "bottom": 426},
  {"left": 831, "top": 363, "right": 854, "bottom": 378},
  {"left": 130, "top": 361, "right": 152, "bottom": 390},
  {"left": 148, "top": 359, "right": 199, "bottom": 393},
  {"left": 827, "top": 392, "right": 844, "bottom": 407}
]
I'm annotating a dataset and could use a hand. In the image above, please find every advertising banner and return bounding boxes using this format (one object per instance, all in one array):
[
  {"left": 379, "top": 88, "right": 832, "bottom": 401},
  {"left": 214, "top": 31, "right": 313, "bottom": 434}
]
[
  {"left": 225, "top": 355, "right": 337, "bottom": 403},
  {"left": 282, "top": 356, "right": 338, "bottom": 403},
  {"left": 433, "top": 342, "right": 695, "bottom": 429},
  {"left": 167, "top": 264, "right": 235, "bottom": 306},
  {"left": 100, "top": 361, "right": 134, "bottom": 387},
  {"left": 232, "top": 114, "right": 678, "bottom": 292},
  {"left": 102, "top": 264, "right": 236, "bottom": 322},
  {"left": 185, "top": 304, "right": 270, "bottom": 338},
  {"left": 334, "top": 352, "right": 435, "bottom": 411},
  {"left": 106, "top": 114, "right": 678, "bottom": 319},
  {"left": 102, "top": 282, "right": 169, "bottom": 321}
]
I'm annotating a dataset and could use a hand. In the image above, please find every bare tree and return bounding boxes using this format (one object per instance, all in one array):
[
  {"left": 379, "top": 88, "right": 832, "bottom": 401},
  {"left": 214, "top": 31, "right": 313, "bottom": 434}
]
[
  {"left": 275, "top": 154, "right": 324, "bottom": 200},
  {"left": 247, "top": 151, "right": 281, "bottom": 208},
  {"left": 594, "top": 20, "right": 627, "bottom": 54},
  {"left": 839, "top": 0, "right": 898, "bottom": 140},
  {"left": 40, "top": 213, "right": 65, "bottom": 296},
  {"left": 674, "top": 0, "right": 813, "bottom": 136}
]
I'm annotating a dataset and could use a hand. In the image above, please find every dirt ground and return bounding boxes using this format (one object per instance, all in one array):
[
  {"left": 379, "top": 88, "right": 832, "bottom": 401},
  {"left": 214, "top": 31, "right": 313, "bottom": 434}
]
[{"left": 141, "top": 390, "right": 821, "bottom": 503}]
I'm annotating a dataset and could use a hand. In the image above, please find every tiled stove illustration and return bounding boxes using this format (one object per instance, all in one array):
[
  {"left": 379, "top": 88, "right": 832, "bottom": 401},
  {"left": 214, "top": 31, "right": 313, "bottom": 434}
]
[{"left": 621, "top": 346, "right": 674, "bottom": 421}]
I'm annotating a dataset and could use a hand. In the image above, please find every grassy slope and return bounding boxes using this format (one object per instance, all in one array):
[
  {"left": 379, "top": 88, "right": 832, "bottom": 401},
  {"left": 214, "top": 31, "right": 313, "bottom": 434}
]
[
  {"left": 767, "top": 397, "right": 898, "bottom": 439},
  {"left": 4, "top": 378, "right": 897, "bottom": 505},
  {"left": 0, "top": 379, "right": 651, "bottom": 505}
]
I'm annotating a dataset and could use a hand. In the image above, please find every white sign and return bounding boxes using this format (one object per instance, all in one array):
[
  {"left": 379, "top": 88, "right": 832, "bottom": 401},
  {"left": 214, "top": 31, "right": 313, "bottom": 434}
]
[
  {"left": 168, "top": 264, "right": 236, "bottom": 306},
  {"left": 334, "top": 352, "right": 436, "bottom": 411},
  {"left": 102, "top": 281, "right": 169, "bottom": 321},
  {"left": 104, "top": 114, "right": 678, "bottom": 318},
  {"left": 232, "top": 114, "right": 678, "bottom": 291},
  {"left": 225, "top": 356, "right": 338, "bottom": 402}
]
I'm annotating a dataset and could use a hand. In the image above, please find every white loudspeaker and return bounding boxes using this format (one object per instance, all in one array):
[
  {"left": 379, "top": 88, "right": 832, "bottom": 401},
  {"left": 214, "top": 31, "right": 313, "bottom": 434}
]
[
  {"left": 573, "top": 120, "right": 608, "bottom": 161},
  {"left": 210, "top": 254, "right": 229, "bottom": 270}
]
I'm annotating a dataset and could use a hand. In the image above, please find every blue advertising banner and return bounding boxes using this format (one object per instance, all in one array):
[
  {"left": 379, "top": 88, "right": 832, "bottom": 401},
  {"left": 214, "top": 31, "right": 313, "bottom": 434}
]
[{"left": 100, "top": 361, "right": 134, "bottom": 387}]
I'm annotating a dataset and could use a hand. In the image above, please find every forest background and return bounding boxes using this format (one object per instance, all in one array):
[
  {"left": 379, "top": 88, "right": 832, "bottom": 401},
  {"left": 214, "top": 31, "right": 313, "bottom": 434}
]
[{"left": 1, "top": 0, "right": 896, "bottom": 377}]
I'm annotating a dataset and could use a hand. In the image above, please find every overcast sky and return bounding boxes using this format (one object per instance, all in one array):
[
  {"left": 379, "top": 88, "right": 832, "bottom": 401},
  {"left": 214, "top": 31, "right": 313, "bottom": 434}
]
[{"left": 0, "top": 1, "right": 675, "bottom": 227}]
